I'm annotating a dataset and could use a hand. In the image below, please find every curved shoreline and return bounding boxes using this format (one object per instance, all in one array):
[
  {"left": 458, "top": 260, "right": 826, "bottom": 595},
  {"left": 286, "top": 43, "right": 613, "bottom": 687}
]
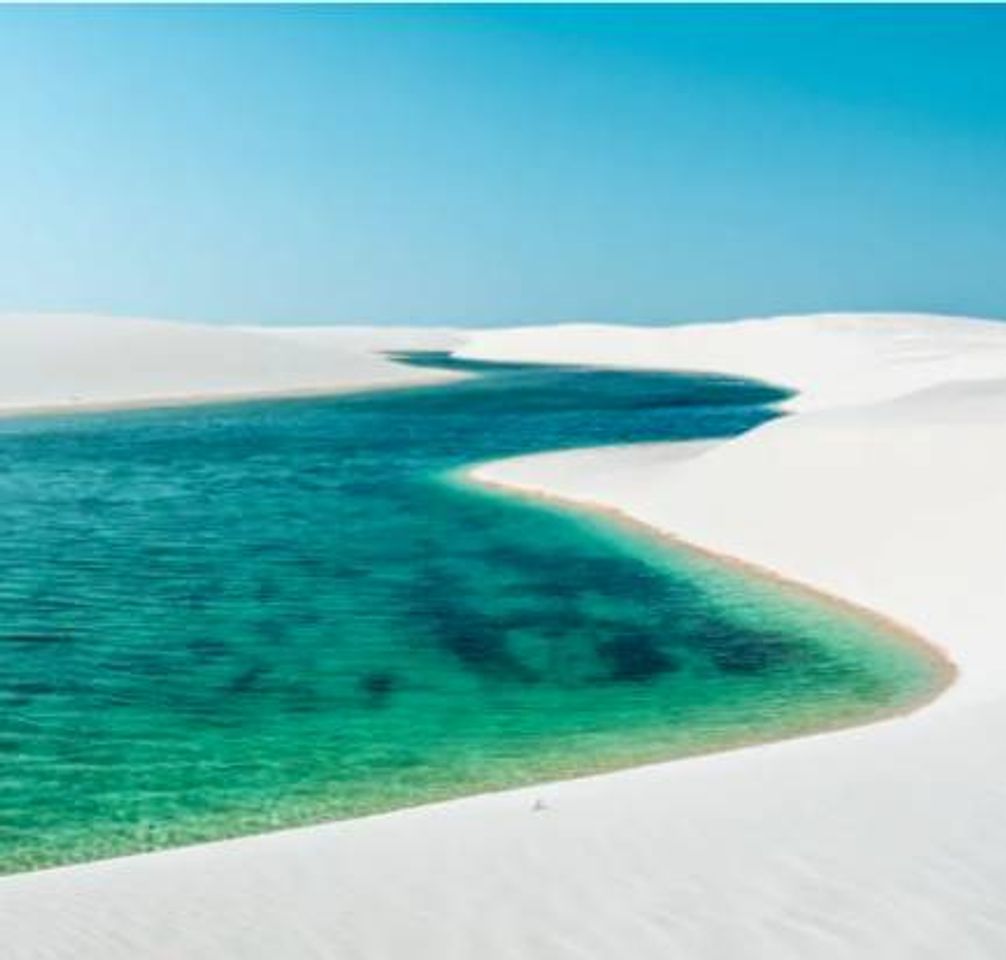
[
  {"left": 462, "top": 462, "right": 957, "bottom": 746},
  {"left": 0, "top": 438, "right": 957, "bottom": 879}
]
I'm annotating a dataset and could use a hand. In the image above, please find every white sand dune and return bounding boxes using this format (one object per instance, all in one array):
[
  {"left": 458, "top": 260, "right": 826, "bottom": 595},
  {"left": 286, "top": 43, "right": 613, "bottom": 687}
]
[
  {"left": 0, "top": 313, "right": 462, "bottom": 414},
  {"left": 457, "top": 312, "right": 1006, "bottom": 411},
  {"left": 5, "top": 312, "right": 1006, "bottom": 958},
  {"left": 244, "top": 324, "right": 469, "bottom": 354}
]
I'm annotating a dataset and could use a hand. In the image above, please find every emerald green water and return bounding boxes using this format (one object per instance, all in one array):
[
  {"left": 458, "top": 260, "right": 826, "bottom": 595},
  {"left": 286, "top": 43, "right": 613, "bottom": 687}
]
[{"left": 0, "top": 356, "right": 941, "bottom": 874}]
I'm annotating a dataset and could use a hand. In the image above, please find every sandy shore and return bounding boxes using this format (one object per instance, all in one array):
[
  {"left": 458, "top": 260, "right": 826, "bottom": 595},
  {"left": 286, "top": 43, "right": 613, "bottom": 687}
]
[
  {"left": 458, "top": 311, "right": 1006, "bottom": 412},
  {"left": 0, "top": 313, "right": 464, "bottom": 417},
  {"left": 5, "top": 312, "right": 1006, "bottom": 958}
]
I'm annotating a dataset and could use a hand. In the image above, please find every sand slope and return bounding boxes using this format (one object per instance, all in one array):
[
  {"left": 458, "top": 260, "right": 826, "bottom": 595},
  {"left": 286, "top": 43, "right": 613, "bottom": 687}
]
[
  {"left": 245, "top": 324, "right": 468, "bottom": 354},
  {"left": 5, "top": 312, "right": 1006, "bottom": 958},
  {"left": 458, "top": 312, "right": 1006, "bottom": 411},
  {"left": 0, "top": 314, "right": 461, "bottom": 414}
]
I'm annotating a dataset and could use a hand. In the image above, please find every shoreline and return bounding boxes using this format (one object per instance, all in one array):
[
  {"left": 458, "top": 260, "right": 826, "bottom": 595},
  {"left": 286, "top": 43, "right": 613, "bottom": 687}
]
[
  {"left": 463, "top": 463, "right": 957, "bottom": 737},
  {"left": 0, "top": 369, "right": 467, "bottom": 422},
  {"left": 1, "top": 463, "right": 952, "bottom": 879},
  {"left": 0, "top": 313, "right": 470, "bottom": 423}
]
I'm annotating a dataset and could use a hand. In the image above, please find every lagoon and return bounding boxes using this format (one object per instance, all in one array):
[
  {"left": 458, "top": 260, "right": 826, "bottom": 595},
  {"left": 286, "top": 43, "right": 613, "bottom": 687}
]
[{"left": 0, "top": 356, "right": 940, "bottom": 873}]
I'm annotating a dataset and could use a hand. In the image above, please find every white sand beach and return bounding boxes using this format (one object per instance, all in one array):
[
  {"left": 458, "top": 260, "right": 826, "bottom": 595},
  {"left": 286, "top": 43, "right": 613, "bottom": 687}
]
[
  {"left": 5, "top": 312, "right": 1006, "bottom": 958},
  {"left": 0, "top": 313, "right": 462, "bottom": 416}
]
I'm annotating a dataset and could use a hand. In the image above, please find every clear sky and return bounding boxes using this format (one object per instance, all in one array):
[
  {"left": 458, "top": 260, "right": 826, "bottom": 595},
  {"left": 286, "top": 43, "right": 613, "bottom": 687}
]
[{"left": 1, "top": 4, "right": 1004, "bottom": 326}]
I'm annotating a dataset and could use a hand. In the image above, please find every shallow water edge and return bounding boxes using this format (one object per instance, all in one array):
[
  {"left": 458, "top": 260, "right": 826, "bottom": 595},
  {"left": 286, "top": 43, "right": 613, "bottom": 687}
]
[{"left": 462, "top": 461, "right": 956, "bottom": 737}]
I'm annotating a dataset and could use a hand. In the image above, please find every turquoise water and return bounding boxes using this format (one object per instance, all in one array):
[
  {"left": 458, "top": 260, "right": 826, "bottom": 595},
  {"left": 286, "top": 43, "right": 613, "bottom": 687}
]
[{"left": 0, "top": 356, "right": 941, "bottom": 874}]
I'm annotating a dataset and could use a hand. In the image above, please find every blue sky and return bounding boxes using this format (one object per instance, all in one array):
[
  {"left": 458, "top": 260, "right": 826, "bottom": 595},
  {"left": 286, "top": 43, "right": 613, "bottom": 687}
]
[{"left": 0, "top": 5, "right": 1004, "bottom": 326}]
